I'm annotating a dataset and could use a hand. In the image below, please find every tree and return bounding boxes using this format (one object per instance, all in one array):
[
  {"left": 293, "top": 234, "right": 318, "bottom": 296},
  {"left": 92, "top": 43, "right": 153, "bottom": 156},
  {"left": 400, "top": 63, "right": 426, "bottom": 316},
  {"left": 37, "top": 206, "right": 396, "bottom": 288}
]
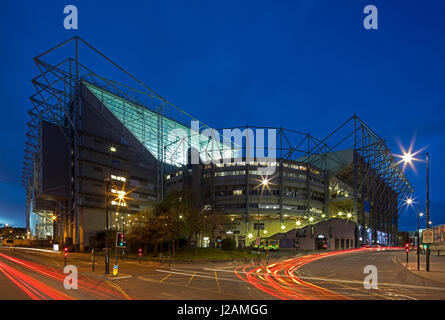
[
  {"left": 128, "top": 190, "right": 229, "bottom": 255},
  {"left": 201, "top": 209, "right": 229, "bottom": 248}
]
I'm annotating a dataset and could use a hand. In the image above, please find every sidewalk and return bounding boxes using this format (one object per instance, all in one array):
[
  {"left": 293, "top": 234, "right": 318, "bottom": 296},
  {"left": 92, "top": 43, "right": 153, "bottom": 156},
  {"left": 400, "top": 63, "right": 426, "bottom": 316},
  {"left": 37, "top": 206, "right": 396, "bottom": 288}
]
[{"left": 401, "top": 250, "right": 445, "bottom": 285}]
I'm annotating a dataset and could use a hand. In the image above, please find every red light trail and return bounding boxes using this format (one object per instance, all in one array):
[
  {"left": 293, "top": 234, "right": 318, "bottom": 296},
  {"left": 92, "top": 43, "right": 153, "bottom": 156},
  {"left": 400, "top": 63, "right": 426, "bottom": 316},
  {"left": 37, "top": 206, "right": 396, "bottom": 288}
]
[
  {"left": 0, "top": 252, "right": 129, "bottom": 300},
  {"left": 234, "top": 247, "right": 403, "bottom": 300}
]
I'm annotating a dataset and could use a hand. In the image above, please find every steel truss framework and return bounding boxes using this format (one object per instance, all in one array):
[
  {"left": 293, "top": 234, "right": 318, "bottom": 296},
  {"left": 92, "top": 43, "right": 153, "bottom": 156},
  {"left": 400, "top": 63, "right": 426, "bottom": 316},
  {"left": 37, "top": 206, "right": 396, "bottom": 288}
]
[
  {"left": 313, "top": 115, "right": 414, "bottom": 244},
  {"left": 23, "top": 37, "right": 413, "bottom": 246},
  {"left": 22, "top": 36, "right": 229, "bottom": 240},
  {"left": 206, "top": 121, "right": 413, "bottom": 244}
]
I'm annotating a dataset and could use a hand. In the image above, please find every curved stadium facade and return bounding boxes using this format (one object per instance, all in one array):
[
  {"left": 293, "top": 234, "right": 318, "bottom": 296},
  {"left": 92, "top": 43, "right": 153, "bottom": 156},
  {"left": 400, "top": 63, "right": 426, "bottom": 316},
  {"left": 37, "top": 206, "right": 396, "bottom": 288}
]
[{"left": 23, "top": 37, "right": 413, "bottom": 250}]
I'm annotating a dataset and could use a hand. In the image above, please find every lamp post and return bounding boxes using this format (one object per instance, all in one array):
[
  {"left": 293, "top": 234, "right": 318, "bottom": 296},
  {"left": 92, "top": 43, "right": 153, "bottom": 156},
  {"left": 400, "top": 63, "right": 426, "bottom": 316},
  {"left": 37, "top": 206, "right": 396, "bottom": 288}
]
[
  {"left": 399, "top": 150, "right": 430, "bottom": 271},
  {"left": 104, "top": 178, "right": 110, "bottom": 275},
  {"left": 257, "top": 177, "right": 269, "bottom": 262},
  {"left": 408, "top": 198, "right": 422, "bottom": 271},
  {"left": 426, "top": 152, "right": 430, "bottom": 271},
  {"left": 418, "top": 209, "right": 424, "bottom": 271}
]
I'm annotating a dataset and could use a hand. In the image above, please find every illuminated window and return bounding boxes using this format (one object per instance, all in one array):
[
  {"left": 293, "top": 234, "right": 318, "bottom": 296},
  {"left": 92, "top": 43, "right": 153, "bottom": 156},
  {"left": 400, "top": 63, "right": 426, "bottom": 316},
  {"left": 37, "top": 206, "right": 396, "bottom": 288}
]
[
  {"left": 111, "top": 175, "right": 126, "bottom": 182},
  {"left": 233, "top": 189, "right": 243, "bottom": 196},
  {"left": 111, "top": 201, "right": 126, "bottom": 207}
]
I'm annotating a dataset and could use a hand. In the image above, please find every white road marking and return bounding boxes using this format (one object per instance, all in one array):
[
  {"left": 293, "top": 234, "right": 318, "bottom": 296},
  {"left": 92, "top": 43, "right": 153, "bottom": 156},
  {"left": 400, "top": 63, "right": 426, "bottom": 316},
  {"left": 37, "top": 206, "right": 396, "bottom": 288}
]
[
  {"left": 110, "top": 275, "right": 133, "bottom": 280},
  {"left": 155, "top": 269, "right": 243, "bottom": 283}
]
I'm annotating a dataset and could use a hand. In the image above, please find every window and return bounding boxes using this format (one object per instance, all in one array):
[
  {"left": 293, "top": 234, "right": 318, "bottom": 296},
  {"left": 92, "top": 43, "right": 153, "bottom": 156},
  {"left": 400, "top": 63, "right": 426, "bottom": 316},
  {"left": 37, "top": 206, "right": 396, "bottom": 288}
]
[
  {"left": 111, "top": 175, "right": 126, "bottom": 182},
  {"left": 259, "top": 204, "right": 279, "bottom": 210},
  {"left": 215, "top": 170, "right": 246, "bottom": 177},
  {"left": 233, "top": 189, "right": 243, "bottom": 196},
  {"left": 111, "top": 200, "right": 126, "bottom": 207}
]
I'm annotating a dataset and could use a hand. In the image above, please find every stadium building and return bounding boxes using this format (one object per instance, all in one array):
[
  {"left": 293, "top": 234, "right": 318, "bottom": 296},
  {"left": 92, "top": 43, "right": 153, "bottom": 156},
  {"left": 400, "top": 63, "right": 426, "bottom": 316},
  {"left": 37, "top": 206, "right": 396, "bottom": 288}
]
[{"left": 23, "top": 37, "right": 413, "bottom": 251}]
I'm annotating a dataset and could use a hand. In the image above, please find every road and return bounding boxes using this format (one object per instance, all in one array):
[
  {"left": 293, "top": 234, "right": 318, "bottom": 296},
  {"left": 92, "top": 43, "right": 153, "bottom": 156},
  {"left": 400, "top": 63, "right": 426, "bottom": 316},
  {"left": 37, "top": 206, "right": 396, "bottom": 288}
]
[
  {"left": 1, "top": 246, "right": 444, "bottom": 300},
  {"left": 0, "top": 248, "right": 128, "bottom": 300},
  {"left": 234, "top": 248, "right": 445, "bottom": 300}
]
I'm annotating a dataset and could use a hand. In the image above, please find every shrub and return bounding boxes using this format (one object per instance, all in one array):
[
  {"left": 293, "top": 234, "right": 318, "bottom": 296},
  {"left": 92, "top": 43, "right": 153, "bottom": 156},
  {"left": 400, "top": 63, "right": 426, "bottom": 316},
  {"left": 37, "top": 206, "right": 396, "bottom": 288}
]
[{"left": 221, "top": 238, "right": 236, "bottom": 251}]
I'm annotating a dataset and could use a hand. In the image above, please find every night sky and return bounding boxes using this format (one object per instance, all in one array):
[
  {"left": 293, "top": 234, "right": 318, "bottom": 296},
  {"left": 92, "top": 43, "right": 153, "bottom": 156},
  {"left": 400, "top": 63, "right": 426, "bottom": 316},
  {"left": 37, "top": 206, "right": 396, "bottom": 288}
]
[{"left": 0, "top": 0, "right": 444, "bottom": 231}]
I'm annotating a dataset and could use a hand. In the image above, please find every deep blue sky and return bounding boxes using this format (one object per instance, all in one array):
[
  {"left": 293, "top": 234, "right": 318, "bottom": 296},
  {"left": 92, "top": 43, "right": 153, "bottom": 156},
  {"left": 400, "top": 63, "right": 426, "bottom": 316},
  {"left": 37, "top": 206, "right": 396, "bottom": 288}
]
[{"left": 0, "top": 0, "right": 444, "bottom": 231}]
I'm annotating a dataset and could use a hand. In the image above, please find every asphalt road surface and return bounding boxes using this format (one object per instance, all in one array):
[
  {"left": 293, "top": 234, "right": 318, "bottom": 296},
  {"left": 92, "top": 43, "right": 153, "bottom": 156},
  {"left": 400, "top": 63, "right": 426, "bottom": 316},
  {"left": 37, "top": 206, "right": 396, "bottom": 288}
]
[
  {"left": 0, "top": 247, "right": 128, "bottom": 300},
  {"left": 1, "top": 246, "right": 444, "bottom": 300}
]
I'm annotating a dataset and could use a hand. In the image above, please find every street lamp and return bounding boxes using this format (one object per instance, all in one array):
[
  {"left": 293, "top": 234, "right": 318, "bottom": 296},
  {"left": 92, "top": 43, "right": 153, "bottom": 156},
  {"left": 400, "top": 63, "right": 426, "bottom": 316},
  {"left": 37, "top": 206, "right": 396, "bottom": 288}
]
[
  {"left": 256, "top": 177, "right": 269, "bottom": 261},
  {"left": 406, "top": 197, "right": 422, "bottom": 271},
  {"left": 398, "top": 148, "right": 430, "bottom": 271},
  {"left": 104, "top": 178, "right": 110, "bottom": 274}
]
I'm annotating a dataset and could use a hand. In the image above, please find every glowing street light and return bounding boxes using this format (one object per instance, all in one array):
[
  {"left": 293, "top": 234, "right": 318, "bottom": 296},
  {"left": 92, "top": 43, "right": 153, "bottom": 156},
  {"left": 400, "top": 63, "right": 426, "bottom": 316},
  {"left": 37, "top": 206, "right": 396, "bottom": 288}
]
[
  {"left": 402, "top": 153, "right": 413, "bottom": 164},
  {"left": 296, "top": 221, "right": 301, "bottom": 226},
  {"left": 396, "top": 142, "right": 430, "bottom": 271},
  {"left": 256, "top": 176, "right": 270, "bottom": 261},
  {"left": 347, "top": 213, "right": 352, "bottom": 219}
]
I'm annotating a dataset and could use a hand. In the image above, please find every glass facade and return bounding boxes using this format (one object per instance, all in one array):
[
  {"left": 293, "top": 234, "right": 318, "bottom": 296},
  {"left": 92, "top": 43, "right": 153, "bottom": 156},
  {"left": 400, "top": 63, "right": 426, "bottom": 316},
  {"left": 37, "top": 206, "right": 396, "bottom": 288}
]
[{"left": 85, "top": 82, "right": 231, "bottom": 167}]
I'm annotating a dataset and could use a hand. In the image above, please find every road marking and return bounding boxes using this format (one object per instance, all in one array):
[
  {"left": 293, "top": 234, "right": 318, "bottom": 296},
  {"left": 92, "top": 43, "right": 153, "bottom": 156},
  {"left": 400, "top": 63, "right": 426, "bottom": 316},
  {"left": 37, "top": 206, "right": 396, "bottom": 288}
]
[
  {"left": 317, "top": 278, "right": 395, "bottom": 300},
  {"left": 138, "top": 276, "right": 249, "bottom": 299},
  {"left": 155, "top": 269, "right": 243, "bottom": 283},
  {"left": 204, "top": 268, "right": 235, "bottom": 273},
  {"left": 160, "top": 273, "right": 172, "bottom": 282},
  {"left": 106, "top": 280, "right": 132, "bottom": 300},
  {"left": 297, "top": 276, "right": 445, "bottom": 291},
  {"left": 214, "top": 271, "right": 221, "bottom": 293},
  {"left": 110, "top": 275, "right": 132, "bottom": 280},
  {"left": 186, "top": 272, "right": 196, "bottom": 287}
]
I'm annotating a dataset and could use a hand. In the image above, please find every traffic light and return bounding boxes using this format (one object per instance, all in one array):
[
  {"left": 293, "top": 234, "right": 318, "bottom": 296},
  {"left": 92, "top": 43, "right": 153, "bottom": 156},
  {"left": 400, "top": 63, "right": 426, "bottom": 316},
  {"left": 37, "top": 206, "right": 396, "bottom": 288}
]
[
  {"left": 138, "top": 248, "right": 142, "bottom": 256},
  {"left": 116, "top": 232, "right": 126, "bottom": 247},
  {"left": 64, "top": 247, "right": 68, "bottom": 267}
]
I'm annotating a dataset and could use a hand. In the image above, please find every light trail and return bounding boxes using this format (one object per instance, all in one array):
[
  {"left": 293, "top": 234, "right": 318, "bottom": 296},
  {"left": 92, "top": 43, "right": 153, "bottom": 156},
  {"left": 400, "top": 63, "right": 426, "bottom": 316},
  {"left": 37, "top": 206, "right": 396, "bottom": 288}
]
[
  {"left": 0, "top": 260, "right": 73, "bottom": 300},
  {"left": 234, "top": 247, "right": 403, "bottom": 300},
  {"left": 0, "top": 252, "right": 128, "bottom": 300}
]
